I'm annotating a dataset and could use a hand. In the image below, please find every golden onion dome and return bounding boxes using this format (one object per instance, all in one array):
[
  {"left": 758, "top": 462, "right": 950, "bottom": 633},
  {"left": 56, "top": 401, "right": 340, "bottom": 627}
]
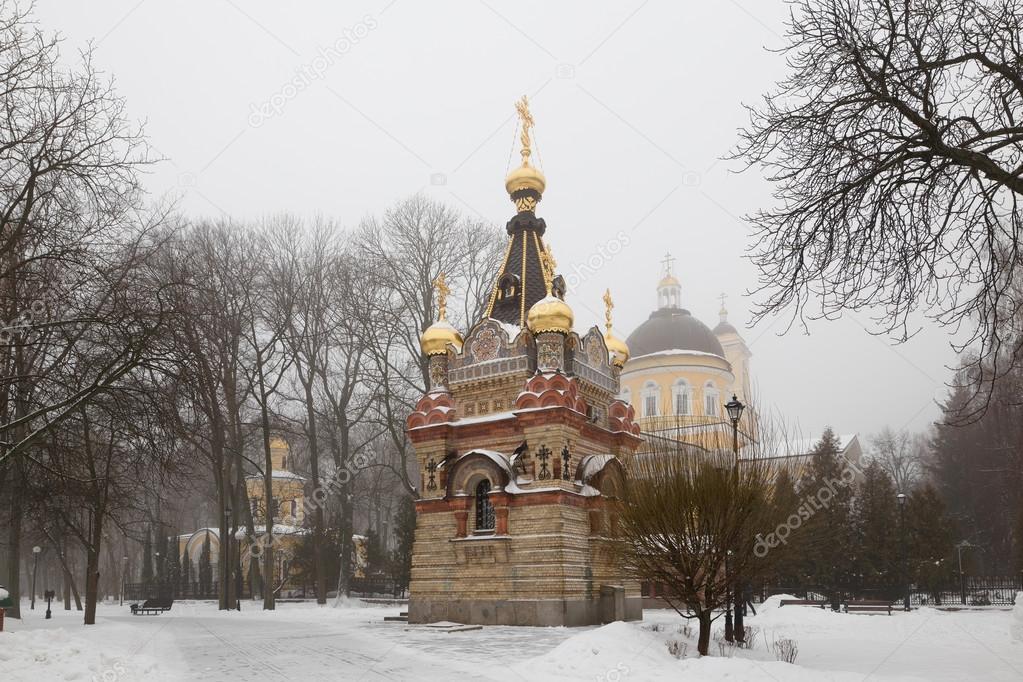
[
  {"left": 505, "top": 163, "right": 546, "bottom": 197},
  {"left": 527, "top": 294, "right": 574, "bottom": 334},
  {"left": 604, "top": 331, "right": 630, "bottom": 368},
  {"left": 420, "top": 320, "right": 463, "bottom": 356}
]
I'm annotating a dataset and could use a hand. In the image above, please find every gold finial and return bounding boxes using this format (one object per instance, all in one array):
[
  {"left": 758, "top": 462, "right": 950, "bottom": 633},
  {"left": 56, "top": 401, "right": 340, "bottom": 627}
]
[
  {"left": 432, "top": 273, "right": 451, "bottom": 321},
  {"left": 539, "top": 240, "right": 557, "bottom": 295},
  {"left": 603, "top": 289, "right": 614, "bottom": 334},
  {"left": 515, "top": 95, "right": 535, "bottom": 166}
]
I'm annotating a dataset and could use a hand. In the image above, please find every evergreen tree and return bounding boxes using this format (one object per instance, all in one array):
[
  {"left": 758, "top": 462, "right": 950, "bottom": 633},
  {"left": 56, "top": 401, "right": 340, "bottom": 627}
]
[
  {"left": 181, "top": 545, "right": 191, "bottom": 590},
  {"left": 766, "top": 467, "right": 802, "bottom": 585},
  {"left": 907, "top": 484, "right": 957, "bottom": 603},
  {"left": 167, "top": 532, "right": 182, "bottom": 593},
  {"left": 142, "top": 527, "right": 154, "bottom": 585},
  {"left": 852, "top": 460, "right": 899, "bottom": 592},
  {"left": 365, "top": 529, "right": 385, "bottom": 576},
  {"left": 199, "top": 532, "right": 212, "bottom": 594},
  {"left": 797, "top": 427, "right": 855, "bottom": 603},
  {"left": 389, "top": 496, "right": 416, "bottom": 594}
]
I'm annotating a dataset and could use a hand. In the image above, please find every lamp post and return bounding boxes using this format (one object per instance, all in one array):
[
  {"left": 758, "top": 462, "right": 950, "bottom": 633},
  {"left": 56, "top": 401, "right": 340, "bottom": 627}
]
[
  {"left": 724, "top": 394, "right": 746, "bottom": 642},
  {"left": 956, "top": 541, "right": 972, "bottom": 605},
  {"left": 44, "top": 589, "right": 54, "bottom": 619},
  {"left": 224, "top": 505, "right": 232, "bottom": 610},
  {"left": 30, "top": 546, "right": 41, "bottom": 610},
  {"left": 897, "top": 493, "right": 909, "bottom": 611},
  {"left": 120, "top": 556, "right": 128, "bottom": 606}
]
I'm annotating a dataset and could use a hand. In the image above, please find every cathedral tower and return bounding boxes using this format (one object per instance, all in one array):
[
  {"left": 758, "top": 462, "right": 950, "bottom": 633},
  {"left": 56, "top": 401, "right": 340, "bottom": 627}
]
[{"left": 406, "top": 98, "right": 642, "bottom": 627}]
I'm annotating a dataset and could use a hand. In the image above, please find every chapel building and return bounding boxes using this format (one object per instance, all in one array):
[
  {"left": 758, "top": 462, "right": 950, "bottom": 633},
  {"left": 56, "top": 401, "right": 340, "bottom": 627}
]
[{"left": 406, "top": 97, "right": 643, "bottom": 627}]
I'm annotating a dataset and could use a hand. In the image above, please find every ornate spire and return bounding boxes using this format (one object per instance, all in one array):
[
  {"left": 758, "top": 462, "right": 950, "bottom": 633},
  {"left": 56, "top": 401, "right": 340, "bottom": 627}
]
[
  {"left": 603, "top": 288, "right": 614, "bottom": 335},
  {"left": 602, "top": 288, "right": 630, "bottom": 367},
  {"left": 433, "top": 272, "right": 451, "bottom": 321},
  {"left": 505, "top": 95, "right": 546, "bottom": 213}
]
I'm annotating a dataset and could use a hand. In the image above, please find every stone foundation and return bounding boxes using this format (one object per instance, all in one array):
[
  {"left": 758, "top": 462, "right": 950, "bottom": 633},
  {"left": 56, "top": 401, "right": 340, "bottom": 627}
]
[{"left": 408, "top": 595, "right": 643, "bottom": 627}]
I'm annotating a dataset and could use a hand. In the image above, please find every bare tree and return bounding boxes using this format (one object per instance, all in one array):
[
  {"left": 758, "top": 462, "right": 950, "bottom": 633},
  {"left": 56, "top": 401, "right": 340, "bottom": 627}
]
[
  {"left": 869, "top": 427, "right": 927, "bottom": 492},
  {"left": 735, "top": 0, "right": 1023, "bottom": 417}
]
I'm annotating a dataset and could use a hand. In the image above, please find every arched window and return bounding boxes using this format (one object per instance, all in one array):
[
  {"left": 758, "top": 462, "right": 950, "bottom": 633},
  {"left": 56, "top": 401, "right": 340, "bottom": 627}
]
[
  {"left": 290, "top": 499, "right": 297, "bottom": 519},
  {"left": 672, "top": 379, "right": 691, "bottom": 415},
  {"left": 642, "top": 381, "right": 659, "bottom": 417},
  {"left": 497, "top": 273, "right": 520, "bottom": 301},
  {"left": 704, "top": 381, "right": 719, "bottom": 417},
  {"left": 474, "top": 479, "right": 495, "bottom": 532}
]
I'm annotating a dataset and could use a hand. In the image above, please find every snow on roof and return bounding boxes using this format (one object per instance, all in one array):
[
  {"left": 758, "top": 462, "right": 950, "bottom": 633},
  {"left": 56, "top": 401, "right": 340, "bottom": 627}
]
[
  {"left": 757, "top": 434, "right": 860, "bottom": 460},
  {"left": 252, "top": 524, "right": 308, "bottom": 536},
  {"left": 627, "top": 348, "right": 726, "bottom": 362}
]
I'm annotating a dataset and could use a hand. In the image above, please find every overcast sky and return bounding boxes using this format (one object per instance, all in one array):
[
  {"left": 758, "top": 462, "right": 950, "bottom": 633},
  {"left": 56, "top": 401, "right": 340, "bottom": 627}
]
[{"left": 35, "top": 0, "right": 961, "bottom": 442}]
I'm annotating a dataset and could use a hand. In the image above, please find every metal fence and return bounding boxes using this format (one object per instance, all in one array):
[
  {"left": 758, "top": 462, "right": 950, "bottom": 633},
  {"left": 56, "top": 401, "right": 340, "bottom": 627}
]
[{"left": 757, "top": 575, "right": 1022, "bottom": 607}]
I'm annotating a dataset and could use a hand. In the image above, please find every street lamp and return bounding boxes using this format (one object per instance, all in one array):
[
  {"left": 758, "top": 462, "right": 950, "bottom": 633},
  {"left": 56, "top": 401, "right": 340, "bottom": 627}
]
[
  {"left": 724, "top": 395, "right": 746, "bottom": 642},
  {"left": 121, "top": 556, "right": 128, "bottom": 606},
  {"left": 956, "top": 541, "right": 973, "bottom": 605},
  {"left": 224, "top": 505, "right": 232, "bottom": 610},
  {"left": 30, "top": 546, "right": 41, "bottom": 610},
  {"left": 897, "top": 493, "right": 909, "bottom": 611}
]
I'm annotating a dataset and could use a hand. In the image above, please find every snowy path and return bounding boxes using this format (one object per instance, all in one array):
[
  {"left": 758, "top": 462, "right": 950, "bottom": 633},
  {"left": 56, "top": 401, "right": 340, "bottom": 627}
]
[{"left": 4, "top": 597, "right": 1022, "bottom": 681}]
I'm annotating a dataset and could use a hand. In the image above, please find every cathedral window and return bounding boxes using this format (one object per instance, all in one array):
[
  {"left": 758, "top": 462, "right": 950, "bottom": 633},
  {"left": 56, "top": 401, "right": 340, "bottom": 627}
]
[
  {"left": 704, "top": 381, "right": 719, "bottom": 417},
  {"left": 290, "top": 499, "right": 297, "bottom": 520},
  {"left": 673, "top": 379, "right": 691, "bottom": 415},
  {"left": 497, "top": 273, "right": 520, "bottom": 301},
  {"left": 474, "top": 479, "right": 495, "bottom": 532},
  {"left": 641, "top": 381, "right": 659, "bottom": 417}
]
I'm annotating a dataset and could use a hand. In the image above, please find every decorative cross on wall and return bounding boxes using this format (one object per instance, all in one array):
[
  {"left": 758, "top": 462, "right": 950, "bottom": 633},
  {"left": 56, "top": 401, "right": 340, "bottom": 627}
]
[
  {"left": 560, "top": 445, "right": 571, "bottom": 480},
  {"left": 426, "top": 459, "right": 437, "bottom": 490},
  {"left": 536, "top": 445, "right": 551, "bottom": 480}
]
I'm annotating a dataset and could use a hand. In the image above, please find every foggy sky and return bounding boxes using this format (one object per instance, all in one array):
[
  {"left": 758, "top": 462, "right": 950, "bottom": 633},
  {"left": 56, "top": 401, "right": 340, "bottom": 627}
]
[{"left": 35, "top": 0, "right": 960, "bottom": 442}]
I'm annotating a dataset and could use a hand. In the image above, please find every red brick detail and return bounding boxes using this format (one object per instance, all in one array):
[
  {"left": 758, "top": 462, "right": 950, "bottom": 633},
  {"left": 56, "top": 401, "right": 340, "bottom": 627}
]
[
  {"left": 406, "top": 391, "right": 456, "bottom": 430},
  {"left": 607, "top": 399, "right": 642, "bottom": 436},
  {"left": 495, "top": 507, "right": 509, "bottom": 535},
  {"left": 454, "top": 510, "right": 468, "bottom": 538},
  {"left": 514, "top": 373, "right": 588, "bottom": 414}
]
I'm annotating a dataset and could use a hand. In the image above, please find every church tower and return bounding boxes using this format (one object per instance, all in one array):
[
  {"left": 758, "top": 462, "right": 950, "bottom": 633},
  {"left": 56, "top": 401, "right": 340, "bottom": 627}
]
[
  {"left": 406, "top": 97, "right": 643, "bottom": 627},
  {"left": 713, "top": 297, "right": 752, "bottom": 405}
]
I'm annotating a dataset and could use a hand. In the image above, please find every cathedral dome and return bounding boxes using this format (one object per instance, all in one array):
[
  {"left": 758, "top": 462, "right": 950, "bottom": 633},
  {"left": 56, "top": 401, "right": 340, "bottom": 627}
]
[
  {"left": 626, "top": 307, "right": 725, "bottom": 358},
  {"left": 420, "top": 320, "right": 463, "bottom": 356},
  {"left": 527, "top": 294, "right": 573, "bottom": 334}
]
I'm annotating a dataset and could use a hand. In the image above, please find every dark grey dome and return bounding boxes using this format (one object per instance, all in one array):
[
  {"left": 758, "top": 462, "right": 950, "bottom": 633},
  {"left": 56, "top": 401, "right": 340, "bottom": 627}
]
[
  {"left": 713, "top": 321, "right": 738, "bottom": 335},
  {"left": 626, "top": 307, "right": 724, "bottom": 358}
]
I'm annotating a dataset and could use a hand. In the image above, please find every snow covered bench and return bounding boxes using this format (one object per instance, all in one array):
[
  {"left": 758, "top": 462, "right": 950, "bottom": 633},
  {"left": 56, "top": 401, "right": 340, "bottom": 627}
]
[
  {"left": 779, "top": 599, "right": 828, "bottom": 608},
  {"left": 843, "top": 600, "right": 893, "bottom": 615},
  {"left": 131, "top": 598, "right": 174, "bottom": 615}
]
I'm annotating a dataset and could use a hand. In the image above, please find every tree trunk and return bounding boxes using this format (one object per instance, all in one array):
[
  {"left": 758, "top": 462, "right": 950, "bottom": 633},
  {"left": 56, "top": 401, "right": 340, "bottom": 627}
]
[
  {"left": 301, "top": 379, "right": 327, "bottom": 605},
  {"left": 258, "top": 368, "right": 276, "bottom": 610},
  {"left": 697, "top": 610, "right": 713, "bottom": 656},
  {"left": 6, "top": 489, "right": 21, "bottom": 619}
]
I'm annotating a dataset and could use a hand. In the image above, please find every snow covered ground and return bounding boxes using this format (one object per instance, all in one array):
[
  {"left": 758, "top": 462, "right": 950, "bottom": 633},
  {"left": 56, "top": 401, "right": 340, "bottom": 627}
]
[{"left": 2, "top": 595, "right": 1021, "bottom": 681}]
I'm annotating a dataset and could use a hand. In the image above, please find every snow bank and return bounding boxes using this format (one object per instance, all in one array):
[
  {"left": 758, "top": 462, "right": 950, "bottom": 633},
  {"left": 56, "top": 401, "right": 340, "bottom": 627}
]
[
  {"left": 1013, "top": 592, "right": 1023, "bottom": 643},
  {"left": 0, "top": 627, "right": 161, "bottom": 680},
  {"left": 513, "top": 621, "right": 675, "bottom": 680}
]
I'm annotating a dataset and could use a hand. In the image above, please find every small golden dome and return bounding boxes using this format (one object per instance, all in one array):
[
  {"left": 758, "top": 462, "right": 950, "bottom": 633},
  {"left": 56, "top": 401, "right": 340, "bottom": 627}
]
[
  {"left": 505, "top": 163, "right": 546, "bottom": 197},
  {"left": 420, "top": 320, "right": 463, "bottom": 356},
  {"left": 269, "top": 436, "right": 288, "bottom": 450},
  {"left": 658, "top": 274, "right": 680, "bottom": 288},
  {"left": 527, "top": 294, "right": 573, "bottom": 334},
  {"left": 605, "top": 332, "right": 630, "bottom": 368}
]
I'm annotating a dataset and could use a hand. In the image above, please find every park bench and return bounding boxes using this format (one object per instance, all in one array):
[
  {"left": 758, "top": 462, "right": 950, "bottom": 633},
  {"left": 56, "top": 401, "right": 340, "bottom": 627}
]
[
  {"left": 843, "top": 599, "right": 893, "bottom": 615},
  {"left": 130, "top": 598, "right": 174, "bottom": 615},
  {"left": 779, "top": 599, "right": 828, "bottom": 608}
]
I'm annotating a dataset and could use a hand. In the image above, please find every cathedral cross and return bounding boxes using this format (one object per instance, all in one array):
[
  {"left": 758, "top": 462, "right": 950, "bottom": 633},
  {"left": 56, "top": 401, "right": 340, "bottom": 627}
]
[
  {"left": 661, "top": 252, "right": 675, "bottom": 276},
  {"left": 515, "top": 95, "right": 535, "bottom": 165},
  {"left": 602, "top": 289, "right": 615, "bottom": 334},
  {"left": 432, "top": 273, "right": 451, "bottom": 322}
]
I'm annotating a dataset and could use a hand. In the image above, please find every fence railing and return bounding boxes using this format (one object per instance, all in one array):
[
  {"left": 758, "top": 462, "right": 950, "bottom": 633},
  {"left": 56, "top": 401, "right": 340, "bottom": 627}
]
[{"left": 757, "top": 575, "right": 1022, "bottom": 607}]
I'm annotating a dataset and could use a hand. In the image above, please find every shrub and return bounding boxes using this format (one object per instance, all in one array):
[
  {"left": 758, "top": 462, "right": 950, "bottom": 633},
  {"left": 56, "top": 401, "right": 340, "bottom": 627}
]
[
  {"left": 772, "top": 637, "right": 799, "bottom": 664},
  {"left": 667, "top": 638, "right": 688, "bottom": 659}
]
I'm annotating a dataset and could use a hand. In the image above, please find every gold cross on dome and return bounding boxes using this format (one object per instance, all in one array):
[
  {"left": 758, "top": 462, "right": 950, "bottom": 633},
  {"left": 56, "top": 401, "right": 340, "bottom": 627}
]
[
  {"left": 515, "top": 95, "right": 535, "bottom": 165},
  {"left": 661, "top": 252, "right": 675, "bottom": 276},
  {"left": 432, "top": 273, "right": 451, "bottom": 321},
  {"left": 603, "top": 289, "right": 614, "bottom": 333}
]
